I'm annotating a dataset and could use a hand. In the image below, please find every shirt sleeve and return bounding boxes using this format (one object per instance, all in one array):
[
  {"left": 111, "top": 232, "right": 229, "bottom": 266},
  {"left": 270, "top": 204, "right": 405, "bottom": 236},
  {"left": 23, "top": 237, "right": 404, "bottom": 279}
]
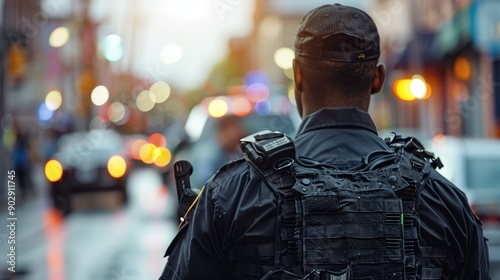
[
  {"left": 159, "top": 184, "right": 228, "bottom": 280},
  {"left": 456, "top": 207, "right": 491, "bottom": 280},
  {"left": 424, "top": 171, "right": 491, "bottom": 280}
]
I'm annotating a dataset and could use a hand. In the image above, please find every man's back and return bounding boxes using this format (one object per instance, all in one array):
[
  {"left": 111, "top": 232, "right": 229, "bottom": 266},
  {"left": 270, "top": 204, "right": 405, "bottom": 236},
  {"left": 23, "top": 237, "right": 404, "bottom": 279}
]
[
  {"left": 161, "top": 108, "right": 490, "bottom": 279},
  {"left": 160, "top": 3, "right": 490, "bottom": 279}
]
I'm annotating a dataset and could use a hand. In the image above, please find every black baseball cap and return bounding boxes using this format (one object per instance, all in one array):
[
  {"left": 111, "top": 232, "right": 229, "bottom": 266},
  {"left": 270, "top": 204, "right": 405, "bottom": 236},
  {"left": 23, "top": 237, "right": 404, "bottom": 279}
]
[{"left": 294, "top": 3, "right": 380, "bottom": 62}]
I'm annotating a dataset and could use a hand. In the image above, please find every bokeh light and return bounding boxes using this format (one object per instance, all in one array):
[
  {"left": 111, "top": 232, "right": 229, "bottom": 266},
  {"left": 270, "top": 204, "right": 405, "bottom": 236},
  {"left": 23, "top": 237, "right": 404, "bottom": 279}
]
[
  {"left": 107, "top": 155, "right": 127, "bottom": 178},
  {"left": 49, "top": 27, "right": 69, "bottom": 48},
  {"left": 410, "top": 75, "right": 427, "bottom": 99},
  {"left": 160, "top": 43, "right": 183, "bottom": 64},
  {"left": 255, "top": 100, "right": 272, "bottom": 116},
  {"left": 45, "top": 90, "right": 63, "bottom": 111},
  {"left": 140, "top": 143, "right": 158, "bottom": 164},
  {"left": 454, "top": 57, "right": 471, "bottom": 81},
  {"left": 244, "top": 71, "right": 269, "bottom": 86},
  {"left": 97, "top": 102, "right": 111, "bottom": 122},
  {"left": 288, "top": 84, "right": 296, "bottom": 106},
  {"left": 107, "top": 102, "right": 126, "bottom": 123},
  {"left": 103, "top": 34, "right": 124, "bottom": 62},
  {"left": 91, "top": 85, "right": 109, "bottom": 106},
  {"left": 129, "top": 139, "right": 147, "bottom": 160},
  {"left": 274, "top": 47, "right": 295, "bottom": 69},
  {"left": 208, "top": 99, "right": 228, "bottom": 118},
  {"left": 136, "top": 90, "right": 156, "bottom": 112},
  {"left": 37, "top": 102, "right": 54, "bottom": 122},
  {"left": 148, "top": 133, "right": 167, "bottom": 147},
  {"left": 45, "top": 160, "right": 63, "bottom": 182},
  {"left": 283, "top": 67, "right": 294, "bottom": 80},
  {"left": 245, "top": 83, "right": 270, "bottom": 103},
  {"left": 231, "top": 96, "right": 252, "bottom": 116},
  {"left": 393, "top": 79, "right": 415, "bottom": 101},
  {"left": 153, "top": 147, "right": 171, "bottom": 167},
  {"left": 150, "top": 81, "right": 171, "bottom": 103}
]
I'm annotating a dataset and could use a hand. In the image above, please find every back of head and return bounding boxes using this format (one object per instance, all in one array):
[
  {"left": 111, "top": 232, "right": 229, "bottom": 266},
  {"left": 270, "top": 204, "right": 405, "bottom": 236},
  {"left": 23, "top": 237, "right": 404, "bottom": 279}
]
[{"left": 293, "top": 4, "right": 381, "bottom": 107}]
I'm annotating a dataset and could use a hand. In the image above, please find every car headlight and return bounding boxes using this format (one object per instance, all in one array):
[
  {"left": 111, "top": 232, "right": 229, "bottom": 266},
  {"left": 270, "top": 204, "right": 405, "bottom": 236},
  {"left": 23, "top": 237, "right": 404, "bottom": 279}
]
[
  {"left": 107, "top": 155, "right": 127, "bottom": 178},
  {"left": 45, "top": 159, "right": 63, "bottom": 182}
]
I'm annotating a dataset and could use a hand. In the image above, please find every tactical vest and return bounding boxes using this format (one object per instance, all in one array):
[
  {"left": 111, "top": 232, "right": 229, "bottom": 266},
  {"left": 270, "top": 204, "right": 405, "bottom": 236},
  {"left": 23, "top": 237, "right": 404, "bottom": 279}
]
[{"left": 238, "top": 131, "right": 444, "bottom": 280}]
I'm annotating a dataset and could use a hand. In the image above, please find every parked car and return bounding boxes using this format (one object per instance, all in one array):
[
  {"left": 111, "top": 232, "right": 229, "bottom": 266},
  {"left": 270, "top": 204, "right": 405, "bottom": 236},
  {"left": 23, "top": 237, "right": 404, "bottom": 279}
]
[
  {"left": 44, "top": 129, "right": 130, "bottom": 215},
  {"left": 173, "top": 94, "right": 301, "bottom": 190}
]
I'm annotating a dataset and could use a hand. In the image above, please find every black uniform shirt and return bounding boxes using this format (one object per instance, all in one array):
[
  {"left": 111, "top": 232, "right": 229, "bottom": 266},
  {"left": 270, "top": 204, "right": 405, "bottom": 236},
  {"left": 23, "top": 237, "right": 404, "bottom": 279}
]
[{"left": 160, "top": 107, "right": 490, "bottom": 280}]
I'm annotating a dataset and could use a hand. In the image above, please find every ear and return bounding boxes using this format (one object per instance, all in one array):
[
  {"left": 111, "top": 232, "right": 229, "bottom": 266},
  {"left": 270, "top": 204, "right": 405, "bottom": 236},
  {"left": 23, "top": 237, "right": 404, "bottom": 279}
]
[
  {"left": 371, "top": 63, "right": 386, "bottom": 94},
  {"left": 292, "top": 59, "right": 304, "bottom": 117},
  {"left": 293, "top": 59, "right": 302, "bottom": 92}
]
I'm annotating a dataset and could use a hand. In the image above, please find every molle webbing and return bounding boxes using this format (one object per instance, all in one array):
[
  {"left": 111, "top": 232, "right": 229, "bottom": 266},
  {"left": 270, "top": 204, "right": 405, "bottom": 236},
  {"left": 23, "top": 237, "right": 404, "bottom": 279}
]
[
  {"left": 236, "top": 131, "right": 448, "bottom": 279},
  {"left": 284, "top": 159, "right": 424, "bottom": 279}
]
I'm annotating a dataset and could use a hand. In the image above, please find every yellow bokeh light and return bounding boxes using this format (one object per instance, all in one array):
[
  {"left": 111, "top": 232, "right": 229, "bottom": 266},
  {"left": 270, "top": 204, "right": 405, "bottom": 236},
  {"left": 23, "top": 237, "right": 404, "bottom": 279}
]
[
  {"left": 136, "top": 90, "right": 156, "bottom": 112},
  {"left": 274, "top": 47, "right": 295, "bottom": 69},
  {"left": 454, "top": 57, "right": 471, "bottom": 81},
  {"left": 154, "top": 147, "right": 172, "bottom": 167},
  {"left": 208, "top": 99, "right": 228, "bottom": 118},
  {"left": 393, "top": 79, "right": 415, "bottom": 101},
  {"left": 424, "top": 83, "right": 432, "bottom": 100},
  {"left": 140, "top": 143, "right": 158, "bottom": 164},
  {"left": 91, "top": 85, "right": 109, "bottom": 106},
  {"left": 288, "top": 84, "right": 296, "bottom": 106},
  {"left": 45, "top": 90, "right": 63, "bottom": 111},
  {"left": 283, "top": 67, "right": 294, "bottom": 80},
  {"left": 107, "top": 155, "right": 127, "bottom": 178},
  {"left": 150, "top": 81, "right": 171, "bottom": 103},
  {"left": 49, "top": 27, "right": 70, "bottom": 48},
  {"left": 45, "top": 160, "right": 63, "bottom": 182}
]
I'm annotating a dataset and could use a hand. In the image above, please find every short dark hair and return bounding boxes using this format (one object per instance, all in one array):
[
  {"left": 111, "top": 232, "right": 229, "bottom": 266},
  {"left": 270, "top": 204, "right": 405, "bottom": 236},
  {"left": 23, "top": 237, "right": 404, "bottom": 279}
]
[{"left": 297, "top": 56, "right": 378, "bottom": 102}]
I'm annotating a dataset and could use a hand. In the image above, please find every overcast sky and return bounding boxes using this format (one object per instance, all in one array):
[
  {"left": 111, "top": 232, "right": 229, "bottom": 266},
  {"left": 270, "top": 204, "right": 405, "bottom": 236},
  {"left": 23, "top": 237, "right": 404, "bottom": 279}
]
[{"left": 42, "top": 0, "right": 255, "bottom": 91}]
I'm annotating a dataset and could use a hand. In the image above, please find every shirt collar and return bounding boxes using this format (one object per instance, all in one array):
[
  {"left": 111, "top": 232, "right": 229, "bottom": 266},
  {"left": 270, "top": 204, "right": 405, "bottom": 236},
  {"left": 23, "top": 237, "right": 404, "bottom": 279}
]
[{"left": 296, "top": 107, "right": 378, "bottom": 136}]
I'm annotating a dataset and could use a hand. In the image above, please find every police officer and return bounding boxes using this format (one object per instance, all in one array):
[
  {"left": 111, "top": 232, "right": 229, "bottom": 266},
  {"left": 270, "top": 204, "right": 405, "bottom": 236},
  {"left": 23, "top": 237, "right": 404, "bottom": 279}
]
[{"left": 160, "top": 4, "right": 490, "bottom": 279}]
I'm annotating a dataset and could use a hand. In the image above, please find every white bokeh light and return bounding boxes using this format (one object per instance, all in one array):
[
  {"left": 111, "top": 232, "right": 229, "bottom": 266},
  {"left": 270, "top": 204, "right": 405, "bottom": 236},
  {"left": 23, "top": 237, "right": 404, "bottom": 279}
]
[{"left": 91, "top": 85, "right": 110, "bottom": 106}]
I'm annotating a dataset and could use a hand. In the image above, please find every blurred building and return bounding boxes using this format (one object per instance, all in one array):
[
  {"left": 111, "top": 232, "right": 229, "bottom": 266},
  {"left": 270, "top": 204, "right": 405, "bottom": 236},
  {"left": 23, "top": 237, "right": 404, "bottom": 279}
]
[
  {"left": 1, "top": 0, "right": 44, "bottom": 202},
  {"left": 216, "top": 0, "right": 500, "bottom": 139},
  {"left": 393, "top": 0, "right": 500, "bottom": 139}
]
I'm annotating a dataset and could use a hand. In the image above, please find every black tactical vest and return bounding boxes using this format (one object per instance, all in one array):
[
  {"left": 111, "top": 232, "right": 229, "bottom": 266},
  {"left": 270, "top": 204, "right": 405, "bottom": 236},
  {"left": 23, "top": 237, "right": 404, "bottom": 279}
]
[{"left": 238, "top": 131, "right": 444, "bottom": 280}]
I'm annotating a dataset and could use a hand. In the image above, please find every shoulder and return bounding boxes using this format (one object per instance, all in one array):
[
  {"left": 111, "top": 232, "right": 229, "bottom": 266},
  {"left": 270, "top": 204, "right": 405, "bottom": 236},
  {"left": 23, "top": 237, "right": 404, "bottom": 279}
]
[
  {"left": 208, "top": 158, "right": 251, "bottom": 185},
  {"left": 421, "top": 168, "right": 478, "bottom": 227},
  {"left": 203, "top": 158, "right": 258, "bottom": 199},
  {"left": 426, "top": 168, "right": 468, "bottom": 202}
]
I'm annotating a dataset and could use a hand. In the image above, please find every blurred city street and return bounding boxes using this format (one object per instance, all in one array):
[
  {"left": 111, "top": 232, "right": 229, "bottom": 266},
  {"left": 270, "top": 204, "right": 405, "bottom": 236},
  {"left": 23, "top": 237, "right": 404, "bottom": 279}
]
[
  {"left": 0, "top": 166, "right": 178, "bottom": 280},
  {"left": 1, "top": 0, "right": 500, "bottom": 279}
]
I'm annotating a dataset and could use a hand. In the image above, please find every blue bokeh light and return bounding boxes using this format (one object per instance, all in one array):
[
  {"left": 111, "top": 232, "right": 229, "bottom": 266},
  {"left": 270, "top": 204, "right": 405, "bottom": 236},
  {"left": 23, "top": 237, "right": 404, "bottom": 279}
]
[
  {"left": 38, "top": 102, "right": 54, "bottom": 122},
  {"left": 244, "top": 71, "right": 269, "bottom": 87},
  {"left": 255, "top": 100, "right": 272, "bottom": 116}
]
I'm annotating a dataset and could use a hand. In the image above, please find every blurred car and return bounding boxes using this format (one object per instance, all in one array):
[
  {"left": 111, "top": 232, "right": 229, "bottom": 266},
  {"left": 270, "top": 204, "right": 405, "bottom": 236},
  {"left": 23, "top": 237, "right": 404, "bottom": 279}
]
[
  {"left": 173, "top": 94, "right": 301, "bottom": 190},
  {"left": 430, "top": 135, "right": 500, "bottom": 274},
  {"left": 430, "top": 135, "right": 500, "bottom": 224},
  {"left": 44, "top": 129, "right": 130, "bottom": 215}
]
